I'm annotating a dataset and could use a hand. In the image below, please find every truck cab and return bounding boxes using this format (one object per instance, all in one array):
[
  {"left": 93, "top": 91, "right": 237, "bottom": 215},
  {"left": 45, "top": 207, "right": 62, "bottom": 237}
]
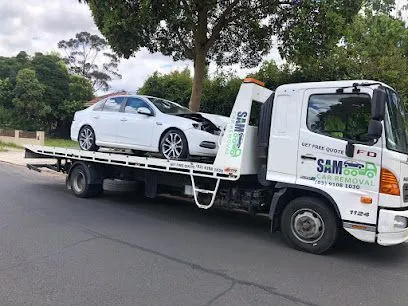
[{"left": 259, "top": 80, "right": 408, "bottom": 250}]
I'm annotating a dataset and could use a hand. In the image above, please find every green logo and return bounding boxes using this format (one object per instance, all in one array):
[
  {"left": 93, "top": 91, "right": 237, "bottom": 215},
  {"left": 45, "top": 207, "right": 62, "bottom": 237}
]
[{"left": 343, "top": 161, "right": 377, "bottom": 179}]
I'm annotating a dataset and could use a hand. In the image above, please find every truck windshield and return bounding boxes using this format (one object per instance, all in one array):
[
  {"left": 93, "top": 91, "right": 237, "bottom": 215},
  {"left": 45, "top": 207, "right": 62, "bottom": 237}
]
[{"left": 384, "top": 88, "right": 408, "bottom": 154}]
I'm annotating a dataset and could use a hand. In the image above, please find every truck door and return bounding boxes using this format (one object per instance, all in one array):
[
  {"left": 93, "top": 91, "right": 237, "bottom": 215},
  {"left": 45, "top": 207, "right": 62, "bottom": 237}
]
[{"left": 297, "top": 88, "right": 383, "bottom": 228}]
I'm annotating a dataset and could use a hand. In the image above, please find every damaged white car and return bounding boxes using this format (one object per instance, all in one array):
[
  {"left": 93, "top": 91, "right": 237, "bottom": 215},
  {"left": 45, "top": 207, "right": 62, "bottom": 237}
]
[{"left": 71, "top": 95, "right": 228, "bottom": 159}]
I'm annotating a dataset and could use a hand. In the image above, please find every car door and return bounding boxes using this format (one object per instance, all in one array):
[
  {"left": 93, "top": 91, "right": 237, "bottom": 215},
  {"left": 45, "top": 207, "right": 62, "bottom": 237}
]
[
  {"left": 116, "top": 97, "right": 155, "bottom": 148},
  {"left": 93, "top": 97, "right": 124, "bottom": 143},
  {"left": 297, "top": 88, "right": 382, "bottom": 226}
]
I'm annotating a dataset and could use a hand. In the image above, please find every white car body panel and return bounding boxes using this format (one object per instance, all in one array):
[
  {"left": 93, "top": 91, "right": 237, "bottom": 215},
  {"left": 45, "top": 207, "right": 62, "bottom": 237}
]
[{"left": 71, "top": 95, "right": 227, "bottom": 156}]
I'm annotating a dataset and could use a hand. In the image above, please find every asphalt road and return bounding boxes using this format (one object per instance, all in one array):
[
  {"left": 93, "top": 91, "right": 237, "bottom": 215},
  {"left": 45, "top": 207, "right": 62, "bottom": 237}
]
[{"left": 0, "top": 162, "right": 408, "bottom": 306}]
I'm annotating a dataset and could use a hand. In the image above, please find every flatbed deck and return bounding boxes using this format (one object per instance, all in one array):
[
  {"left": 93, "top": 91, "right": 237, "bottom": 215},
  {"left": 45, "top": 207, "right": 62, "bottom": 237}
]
[{"left": 24, "top": 145, "right": 239, "bottom": 180}]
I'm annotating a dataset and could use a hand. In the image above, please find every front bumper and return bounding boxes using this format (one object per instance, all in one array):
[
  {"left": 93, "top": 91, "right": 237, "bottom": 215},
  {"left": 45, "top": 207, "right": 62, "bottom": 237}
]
[
  {"left": 184, "top": 128, "right": 220, "bottom": 156},
  {"left": 377, "top": 208, "right": 408, "bottom": 246}
]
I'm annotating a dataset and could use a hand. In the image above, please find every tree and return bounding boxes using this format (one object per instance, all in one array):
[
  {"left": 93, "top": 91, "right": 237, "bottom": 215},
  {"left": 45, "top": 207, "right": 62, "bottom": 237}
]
[
  {"left": 138, "top": 68, "right": 242, "bottom": 116},
  {"left": 58, "top": 31, "right": 121, "bottom": 91},
  {"left": 201, "top": 72, "right": 242, "bottom": 116},
  {"left": 80, "top": 0, "right": 361, "bottom": 111},
  {"left": 0, "top": 78, "right": 14, "bottom": 128},
  {"left": 0, "top": 52, "right": 94, "bottom": 136},
  {"left": 53, "top": 74, "right": 94, "bottom": 138},
  {"left": 282, "top": 5, "right": 408, "bottom": 105},
  {"left": 138, "top": 68, "right": 192, "bottom": 106},
  {"left": 12, "top": 69, "right": 49, "bottom": 130}
]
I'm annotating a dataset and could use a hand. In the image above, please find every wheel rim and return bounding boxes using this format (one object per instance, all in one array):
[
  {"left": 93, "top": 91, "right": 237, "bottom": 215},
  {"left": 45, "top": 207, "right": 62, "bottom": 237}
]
[
  {"left": 162, "top": 132, "right": 183, "bottom": 159},
  {"left": 290, "top": 208, "right": 325, "bottom": 244},
  {"left": 73, "top": 171, "right": 85, "bottom": 193},
  {"left": 79, "top": 127, "right": 94, "bottom": 150}
]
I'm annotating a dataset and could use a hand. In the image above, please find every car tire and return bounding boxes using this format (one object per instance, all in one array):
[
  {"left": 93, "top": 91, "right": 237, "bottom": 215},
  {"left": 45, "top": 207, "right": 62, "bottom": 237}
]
[
  {"left": 159, "top": 129, "right": 188, "bottom": 160},
  {"left": 78, "top": 126, "right": 99, "bottom": 151},
  {"left": 280, "top": 197, "right": 339, "bottom": 254}
]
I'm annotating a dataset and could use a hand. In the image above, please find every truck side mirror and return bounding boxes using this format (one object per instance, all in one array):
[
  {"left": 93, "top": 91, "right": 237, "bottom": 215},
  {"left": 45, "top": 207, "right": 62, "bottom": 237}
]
[
  {"left": 367, "top": 119, "right": 383, "bottom": 140},
  {"left": 372, "top": 86, "right": 386, "bottom": 121}
]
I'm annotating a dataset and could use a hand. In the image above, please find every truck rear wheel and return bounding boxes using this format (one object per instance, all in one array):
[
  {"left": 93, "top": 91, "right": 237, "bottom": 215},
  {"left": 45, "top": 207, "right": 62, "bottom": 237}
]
[
  {"left": 281, "top": 197, "right": 339, "bottom": 254},
  {"left": 69, "top": 165, "right": 103, "bottom": 198}
]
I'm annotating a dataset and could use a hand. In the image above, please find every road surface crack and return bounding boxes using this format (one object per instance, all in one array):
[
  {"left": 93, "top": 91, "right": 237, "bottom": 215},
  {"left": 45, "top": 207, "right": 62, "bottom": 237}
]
[
  {"left": 205, "top": 281, "right": 235, "bottom": 306},
  {"left": 84, "top": 229, "right": 317, "bottom": 306}
]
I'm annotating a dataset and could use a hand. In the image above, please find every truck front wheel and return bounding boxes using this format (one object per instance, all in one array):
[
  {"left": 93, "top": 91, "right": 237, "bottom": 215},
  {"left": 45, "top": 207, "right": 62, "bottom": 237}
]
[{"left": 281, "top": 197, "right": 339, "bottom": 254}]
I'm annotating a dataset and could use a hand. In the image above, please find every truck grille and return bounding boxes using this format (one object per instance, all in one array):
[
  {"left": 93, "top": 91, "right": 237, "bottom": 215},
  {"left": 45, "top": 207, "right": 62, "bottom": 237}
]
[{"left": 403, "top": 184, "right": 408, "bottom": 202}]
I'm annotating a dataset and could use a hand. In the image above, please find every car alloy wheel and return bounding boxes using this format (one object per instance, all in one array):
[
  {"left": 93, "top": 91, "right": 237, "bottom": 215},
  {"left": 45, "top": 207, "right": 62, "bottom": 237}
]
[
  {"left": 79, "top": 126, "right": 97, "bottom": 151},
  {"left": 161, "top": 132, "right": 184, "bottom": 159}
]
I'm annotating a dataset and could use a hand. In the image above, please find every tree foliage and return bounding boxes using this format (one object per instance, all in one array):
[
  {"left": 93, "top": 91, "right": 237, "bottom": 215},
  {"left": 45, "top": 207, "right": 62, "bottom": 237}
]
[
  {"left": 138, "top": 69, "right": 192, "bottom": 106},
  {"left": 12, "top": 69, "right": 48, "bottom": 131},
  {"left": 81, "top": 0, "right": 361, "bottom": 111},
  {"left": 138, "top": 4, "right": 408, "bottom": 117},
  {"left": 58, "top": 31, "right": 121, "bottom": 91},
  {"left": 0, "top": 52, "right": 94, "bottom": 137},
  {"left": 284, "top": 5, "right": 408, "bottom": 104},
  {"left": 138, "top": 69, "right": 242, "bottom": 116}
]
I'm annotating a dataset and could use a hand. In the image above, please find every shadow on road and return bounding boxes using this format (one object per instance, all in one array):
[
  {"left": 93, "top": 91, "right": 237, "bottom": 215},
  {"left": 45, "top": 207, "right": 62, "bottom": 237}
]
[{"left": 32, "top": 180, "right": 408, "bottom": 263}]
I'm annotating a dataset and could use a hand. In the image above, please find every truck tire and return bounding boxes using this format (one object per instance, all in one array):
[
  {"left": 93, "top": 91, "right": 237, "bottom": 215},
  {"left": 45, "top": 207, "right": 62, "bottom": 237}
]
[
  {"left": 280, "top": 197, "right": 339, "bottom": 254},
  {"left": 69, "top": 165, "right": 103, "bottom": 198},
  {"left": 103, "top": 179, "right": 139, "bottom": 192}
]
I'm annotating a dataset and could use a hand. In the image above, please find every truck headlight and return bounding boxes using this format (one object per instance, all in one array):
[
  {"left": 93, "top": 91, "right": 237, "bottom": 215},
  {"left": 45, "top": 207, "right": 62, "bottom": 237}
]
[{"left": 394, "top": 216, "right": 408, "bottom": 229}]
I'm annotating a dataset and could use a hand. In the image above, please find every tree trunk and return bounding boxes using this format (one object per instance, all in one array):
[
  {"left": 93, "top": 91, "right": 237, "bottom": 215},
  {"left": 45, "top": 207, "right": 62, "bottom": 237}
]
[{"left": 189, "top": 50, "right": 206, "bottom": 112}]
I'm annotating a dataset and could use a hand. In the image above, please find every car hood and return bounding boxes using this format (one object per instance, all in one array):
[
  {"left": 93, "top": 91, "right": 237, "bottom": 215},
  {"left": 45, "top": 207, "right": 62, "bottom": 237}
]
[
  {"left": 199, "top": 113, "right": 229, "bottom": 130},
  {"left": 173, "top": 113, "right": 228, "bottom": 129},
  {"left": 172, "top": 112, "right": 227, "bottom": 135}
]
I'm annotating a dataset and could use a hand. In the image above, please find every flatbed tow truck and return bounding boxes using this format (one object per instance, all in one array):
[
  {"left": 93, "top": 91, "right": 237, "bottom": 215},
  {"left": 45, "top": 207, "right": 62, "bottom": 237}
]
[{"left": 25, "top": 78, "right": 408, "bottom": 254}]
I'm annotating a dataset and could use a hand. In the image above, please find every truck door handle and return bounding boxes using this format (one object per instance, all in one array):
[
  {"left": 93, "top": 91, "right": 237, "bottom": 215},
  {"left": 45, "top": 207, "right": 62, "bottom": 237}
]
[
  {"left": 120, "top": 118, "right": 127, "bottom": 122},
  {"left": 301, "top": 155, "right": 317, "bottom": 161},
  {"left": 92, "top": 116, "right": 99, "bottom": 119}
]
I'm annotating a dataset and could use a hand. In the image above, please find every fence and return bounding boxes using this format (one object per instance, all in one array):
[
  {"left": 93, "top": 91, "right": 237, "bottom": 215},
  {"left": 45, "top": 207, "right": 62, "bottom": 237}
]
[{"left": 0, "top": 129, "right": 45, "bottom": 146}]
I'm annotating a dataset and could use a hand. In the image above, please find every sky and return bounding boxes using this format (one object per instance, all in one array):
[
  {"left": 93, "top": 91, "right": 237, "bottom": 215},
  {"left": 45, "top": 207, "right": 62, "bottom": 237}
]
[{"left": 0, "top": 0, "right": 406, "bottom": 94}]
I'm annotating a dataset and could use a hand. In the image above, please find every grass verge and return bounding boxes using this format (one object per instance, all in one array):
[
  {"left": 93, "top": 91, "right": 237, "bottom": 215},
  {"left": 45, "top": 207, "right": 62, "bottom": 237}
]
[
  {"left": 0, "top": 141, "right": 23, "bottom": 152},
  {"left": 45, "top": 138, "right": 78, "bottom": 148}
]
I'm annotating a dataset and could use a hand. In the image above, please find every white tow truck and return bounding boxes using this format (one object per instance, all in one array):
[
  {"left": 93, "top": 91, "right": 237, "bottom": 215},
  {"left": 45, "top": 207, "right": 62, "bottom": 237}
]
[{"left": 25, "top": 78, "right": 408, "bottom": 254}]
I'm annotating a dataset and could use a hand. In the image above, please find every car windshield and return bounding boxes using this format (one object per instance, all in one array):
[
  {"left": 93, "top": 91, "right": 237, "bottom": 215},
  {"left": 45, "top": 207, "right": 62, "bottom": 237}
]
[
  {"left": 384, "top": 88, "right": 408, "bottom": 154},
  {"left": 147, "top": 97, "right": 191, "bottom": 114}
]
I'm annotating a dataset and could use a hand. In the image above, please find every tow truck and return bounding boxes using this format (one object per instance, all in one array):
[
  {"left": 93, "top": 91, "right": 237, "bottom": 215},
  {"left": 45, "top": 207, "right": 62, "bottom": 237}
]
[{"left": 25, "top": 78, "right": 408, "bottom": 254}]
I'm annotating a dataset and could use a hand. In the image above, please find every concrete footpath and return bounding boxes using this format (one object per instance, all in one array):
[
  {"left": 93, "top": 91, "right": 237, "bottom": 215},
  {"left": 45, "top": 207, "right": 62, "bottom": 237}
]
[{"left": 0, "top": 149, "right": 58, "bottom": 173}]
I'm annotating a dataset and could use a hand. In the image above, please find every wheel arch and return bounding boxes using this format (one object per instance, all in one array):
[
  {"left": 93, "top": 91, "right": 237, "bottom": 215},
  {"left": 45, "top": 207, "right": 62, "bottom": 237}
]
[
  {"left": 158, "top": 127, "right": 189, "bottom": 152},
  {"left": 269, "top": 183, "right": 342, "bottom": 232},
  {"left": 67, "top": 161, "right": 105, "bottom": 188}
]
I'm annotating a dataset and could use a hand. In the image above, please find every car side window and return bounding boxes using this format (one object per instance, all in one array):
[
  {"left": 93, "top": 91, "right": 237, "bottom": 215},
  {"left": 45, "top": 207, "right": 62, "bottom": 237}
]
[
  {"left": 92, "top": 99, "right": 105, "bottom": 111},
  {"left": 307, "top": 93, "right": 371, "bottom": 142},
  {"left": 125, "top": 97, "right": 151, "bottom": 114},
  {"left": 102, "top": 97, "right": 124, "bottom": 112}
]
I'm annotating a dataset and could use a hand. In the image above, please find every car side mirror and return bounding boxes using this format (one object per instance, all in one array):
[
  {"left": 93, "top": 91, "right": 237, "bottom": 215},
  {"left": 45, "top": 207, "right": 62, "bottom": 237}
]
[
  {"left": 368, "top": 119, "right": 383, "bottom": 140},
  {"left": 137, "top": 107, "right": 153, "bottom": 116},
  {"left": 372, "top": 86, "right": 386, "bottom": 120}
]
